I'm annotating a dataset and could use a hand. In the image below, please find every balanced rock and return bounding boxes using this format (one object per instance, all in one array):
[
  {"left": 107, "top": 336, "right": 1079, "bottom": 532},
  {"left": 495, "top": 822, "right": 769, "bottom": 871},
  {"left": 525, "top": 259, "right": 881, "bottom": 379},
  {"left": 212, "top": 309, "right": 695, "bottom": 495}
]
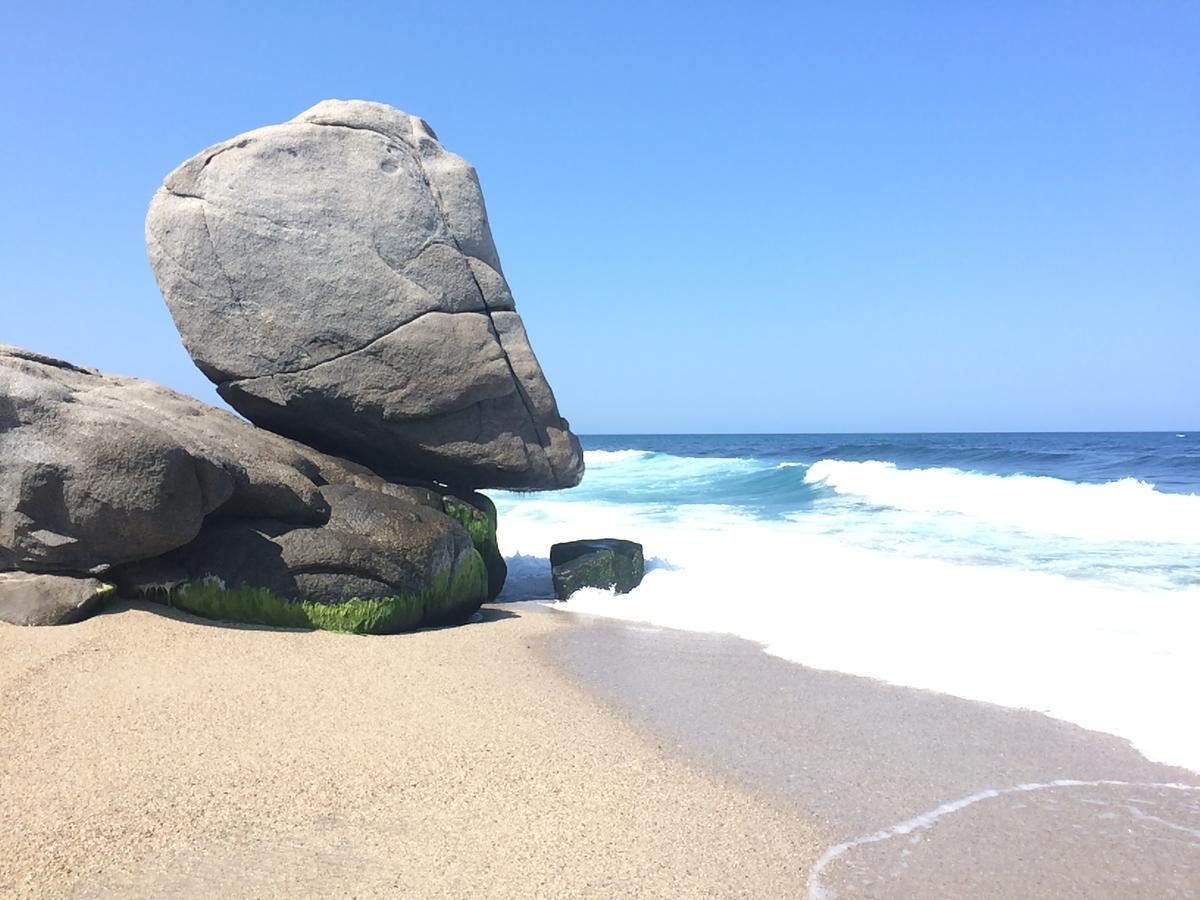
[
  {"left": 550, "top": 539, "right": 645, "bottom": 600},
  {"left": 145, "top": 99, "right": 583, "bottom": 491},
  {"left": 0, "top": 345, "right": 495, "bottom": 632}
]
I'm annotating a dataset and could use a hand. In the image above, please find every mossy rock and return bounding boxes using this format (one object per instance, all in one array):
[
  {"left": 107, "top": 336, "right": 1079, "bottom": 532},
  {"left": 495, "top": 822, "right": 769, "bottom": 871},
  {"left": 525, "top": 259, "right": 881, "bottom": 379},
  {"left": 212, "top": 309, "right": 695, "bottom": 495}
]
[
  {"left": 442, "top": 491, "right": 507, "bottom": 601},
  {"left": 550, "top": 539, "right": 645, "bottom": 601},
  {"left": 157, "top": 549, "right": 488, "bottom": 635}
]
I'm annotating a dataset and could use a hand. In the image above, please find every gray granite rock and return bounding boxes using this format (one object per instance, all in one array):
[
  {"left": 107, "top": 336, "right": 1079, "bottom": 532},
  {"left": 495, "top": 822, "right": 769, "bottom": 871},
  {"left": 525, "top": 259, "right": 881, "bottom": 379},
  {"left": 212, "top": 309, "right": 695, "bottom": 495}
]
[
  {"left": 146, "top": 99, "right": 582, "bottom": 490},
  {"left": 115, "top": 482, "right": 486, "bottom": 631},
  {"left": 0, "top": 572, "right": 114, "bottom": 626},
  {"left": 0, "top": 346, "right": 233, "bottom": 573},
  {"left": 0, "top": 343, "right": 378, "bottom": 573},
  {"left": 0, "top": 345, "right": 491, "bottom": 630}
]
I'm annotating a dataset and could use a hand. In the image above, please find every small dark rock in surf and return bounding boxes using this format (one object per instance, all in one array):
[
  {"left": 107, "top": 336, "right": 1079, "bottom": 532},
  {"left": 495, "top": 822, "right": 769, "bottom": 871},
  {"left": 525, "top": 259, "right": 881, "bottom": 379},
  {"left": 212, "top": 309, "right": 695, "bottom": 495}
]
[{"left": 550, "top": 539, "right": 645, "bottom": 600}]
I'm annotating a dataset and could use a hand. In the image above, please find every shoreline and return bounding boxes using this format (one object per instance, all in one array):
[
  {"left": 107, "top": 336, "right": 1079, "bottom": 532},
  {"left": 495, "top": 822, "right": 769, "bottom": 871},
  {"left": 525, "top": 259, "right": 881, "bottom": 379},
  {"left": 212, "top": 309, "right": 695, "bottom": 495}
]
[
  {"left": 0, "top": 601, "right": 823, "bottom": 898},
  {"left": 4, "top": 598, "right": 1197, "bottom": 898},
  {"left": 538, "top": 608, "right": 1200, "bottom": 897}
]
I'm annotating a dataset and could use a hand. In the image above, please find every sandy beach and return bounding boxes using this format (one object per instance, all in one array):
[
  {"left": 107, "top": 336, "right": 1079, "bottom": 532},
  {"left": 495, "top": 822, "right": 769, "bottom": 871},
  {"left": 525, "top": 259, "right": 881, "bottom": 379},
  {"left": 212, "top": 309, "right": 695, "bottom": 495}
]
[
  {"left": 0, "top": 602, "right": 823, "bottom": 898},
  {"left": 4, "top": 599, "right": 1198, "bottom": 898}
]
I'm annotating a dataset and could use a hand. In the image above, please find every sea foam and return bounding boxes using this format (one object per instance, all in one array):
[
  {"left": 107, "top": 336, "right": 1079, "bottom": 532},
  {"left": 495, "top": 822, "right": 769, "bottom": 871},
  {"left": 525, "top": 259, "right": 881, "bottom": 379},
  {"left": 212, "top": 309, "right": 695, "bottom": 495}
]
[
  {"left": 805, "top": 458, "right": 1200, "bottom": 543},
  {"left": 495, "top": 449, "right": 1200, "bottom": 772}
]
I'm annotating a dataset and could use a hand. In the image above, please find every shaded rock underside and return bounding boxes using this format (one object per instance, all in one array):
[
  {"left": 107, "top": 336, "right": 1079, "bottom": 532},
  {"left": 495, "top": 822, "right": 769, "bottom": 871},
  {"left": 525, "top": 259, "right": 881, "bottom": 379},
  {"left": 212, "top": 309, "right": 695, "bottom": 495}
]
[{"left": 146, "top": 549, "right": 487, "bottom": 636}]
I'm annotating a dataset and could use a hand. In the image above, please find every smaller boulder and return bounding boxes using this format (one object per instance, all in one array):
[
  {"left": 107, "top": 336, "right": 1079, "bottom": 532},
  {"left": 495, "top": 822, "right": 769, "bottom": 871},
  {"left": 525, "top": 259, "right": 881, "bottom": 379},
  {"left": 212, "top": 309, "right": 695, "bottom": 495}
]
[
  {"left": 113, "top": 482, "right": 488, "bottom": 635},
  {"left": 0, "top": 572, "right": 114, "bottom": 626},
  {"left": 550, "top": 539, "right": 644, "bottom": 601}
]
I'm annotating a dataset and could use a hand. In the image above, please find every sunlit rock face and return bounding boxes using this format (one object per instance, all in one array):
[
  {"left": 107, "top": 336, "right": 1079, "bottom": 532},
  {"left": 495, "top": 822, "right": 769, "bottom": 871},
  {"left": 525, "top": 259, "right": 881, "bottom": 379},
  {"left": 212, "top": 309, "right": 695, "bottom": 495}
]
[{"left": 146, "top": 99, "right": 582, "bottom": 490}]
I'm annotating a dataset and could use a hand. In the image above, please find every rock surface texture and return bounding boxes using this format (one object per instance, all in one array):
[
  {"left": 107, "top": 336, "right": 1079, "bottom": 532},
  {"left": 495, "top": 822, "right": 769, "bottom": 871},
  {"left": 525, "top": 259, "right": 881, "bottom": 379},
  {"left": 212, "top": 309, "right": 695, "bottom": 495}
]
[
  {"left": 0, "top": 572, "right": 114, "bottom": 626},
  {"left": 146, "top": 99, "right": 582, "bottom": 490},
  {"left": 0, "top": 345, "right": 494, "bottom": 632},
  {"left": 550, "top": 539, "right": 645, "bottom": 601}
]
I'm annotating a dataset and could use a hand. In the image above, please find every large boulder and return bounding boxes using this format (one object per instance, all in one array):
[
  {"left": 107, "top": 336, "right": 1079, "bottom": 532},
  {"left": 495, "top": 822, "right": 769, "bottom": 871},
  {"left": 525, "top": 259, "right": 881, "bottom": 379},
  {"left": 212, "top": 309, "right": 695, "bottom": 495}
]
[
  {"left": 0, "top": 346, "right": 232, "bottom": 574},
  {"left": 115, "top": 484, "right": 486, "bottom": 633},
  {"left": 0, "top": 345, "right": 490, "bottom": 632},
  {"left": 146, "top": 99, "right": 583, "bottom": 491}
]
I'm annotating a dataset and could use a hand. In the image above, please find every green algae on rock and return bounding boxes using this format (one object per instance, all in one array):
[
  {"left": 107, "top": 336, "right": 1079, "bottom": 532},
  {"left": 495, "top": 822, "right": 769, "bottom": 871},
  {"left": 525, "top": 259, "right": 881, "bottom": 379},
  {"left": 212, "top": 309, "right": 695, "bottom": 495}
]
[
  {"left": 112, "top": 480, "right": 492, "bottom": 635},
  {"left": 442, "top": 492, "right": 507, "bottom": 601},
  {"left": 157, "top": 549, "right": 488, "bottom": 635},
  {"left": 550, "top": 539, "right": 645, "bottom": 601}
]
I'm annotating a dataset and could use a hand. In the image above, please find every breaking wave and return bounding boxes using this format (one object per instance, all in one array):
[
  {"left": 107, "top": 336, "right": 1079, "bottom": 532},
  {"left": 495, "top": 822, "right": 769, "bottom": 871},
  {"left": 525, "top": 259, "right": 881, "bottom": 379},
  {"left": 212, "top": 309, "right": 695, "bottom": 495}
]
[
  {"left": 495, "top": 438, "right": 1200, "bottom": 771},
  {"left": 804, "top": 459, "right": 1200, "bottom": 544}
]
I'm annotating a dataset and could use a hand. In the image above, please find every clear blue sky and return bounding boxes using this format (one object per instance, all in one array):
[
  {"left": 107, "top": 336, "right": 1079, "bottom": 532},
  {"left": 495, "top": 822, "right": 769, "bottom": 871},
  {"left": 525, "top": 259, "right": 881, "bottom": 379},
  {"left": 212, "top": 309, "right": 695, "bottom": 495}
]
[{"left": 2, "top": 1, "right": 1196, "bottom": 432}]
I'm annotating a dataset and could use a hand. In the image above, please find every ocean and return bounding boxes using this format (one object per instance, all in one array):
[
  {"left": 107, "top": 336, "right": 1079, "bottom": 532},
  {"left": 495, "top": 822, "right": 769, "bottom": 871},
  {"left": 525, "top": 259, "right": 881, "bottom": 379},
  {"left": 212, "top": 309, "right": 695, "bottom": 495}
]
[{"left": 493, "top": 433, "right": 1200, "bottom": 772}]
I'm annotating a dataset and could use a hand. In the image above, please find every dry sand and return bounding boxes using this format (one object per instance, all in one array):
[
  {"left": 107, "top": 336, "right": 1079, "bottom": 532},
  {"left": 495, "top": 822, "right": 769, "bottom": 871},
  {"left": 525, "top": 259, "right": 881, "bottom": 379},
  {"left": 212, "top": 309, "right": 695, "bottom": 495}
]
[{"left": 0, "top": 602, "right": 824, "bottom": 898}]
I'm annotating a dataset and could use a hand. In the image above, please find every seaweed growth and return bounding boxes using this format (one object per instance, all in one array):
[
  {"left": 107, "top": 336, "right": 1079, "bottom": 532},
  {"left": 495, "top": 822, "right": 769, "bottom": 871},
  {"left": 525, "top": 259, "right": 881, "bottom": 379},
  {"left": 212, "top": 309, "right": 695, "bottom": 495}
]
[{"left": 157, "top": 550, "right": 488, "bottom": 635}]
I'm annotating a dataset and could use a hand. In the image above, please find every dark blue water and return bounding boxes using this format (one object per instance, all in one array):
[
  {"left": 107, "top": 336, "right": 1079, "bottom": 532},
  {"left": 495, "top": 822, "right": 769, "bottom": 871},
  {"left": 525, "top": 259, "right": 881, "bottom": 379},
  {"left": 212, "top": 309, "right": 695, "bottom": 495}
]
[{"left": 581, "top": 433, "right": 1200, "bottom": 494}]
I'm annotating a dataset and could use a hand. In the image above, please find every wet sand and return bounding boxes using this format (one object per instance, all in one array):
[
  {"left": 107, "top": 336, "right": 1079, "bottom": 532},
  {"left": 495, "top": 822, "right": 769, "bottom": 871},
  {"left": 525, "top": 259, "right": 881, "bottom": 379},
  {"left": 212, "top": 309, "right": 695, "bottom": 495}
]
[
  {"left": 0, "top": 602, "right": 822, "bottom": 898},
  {"left": 543, "top": 613, "right": 1200, "bottom": 898}
]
